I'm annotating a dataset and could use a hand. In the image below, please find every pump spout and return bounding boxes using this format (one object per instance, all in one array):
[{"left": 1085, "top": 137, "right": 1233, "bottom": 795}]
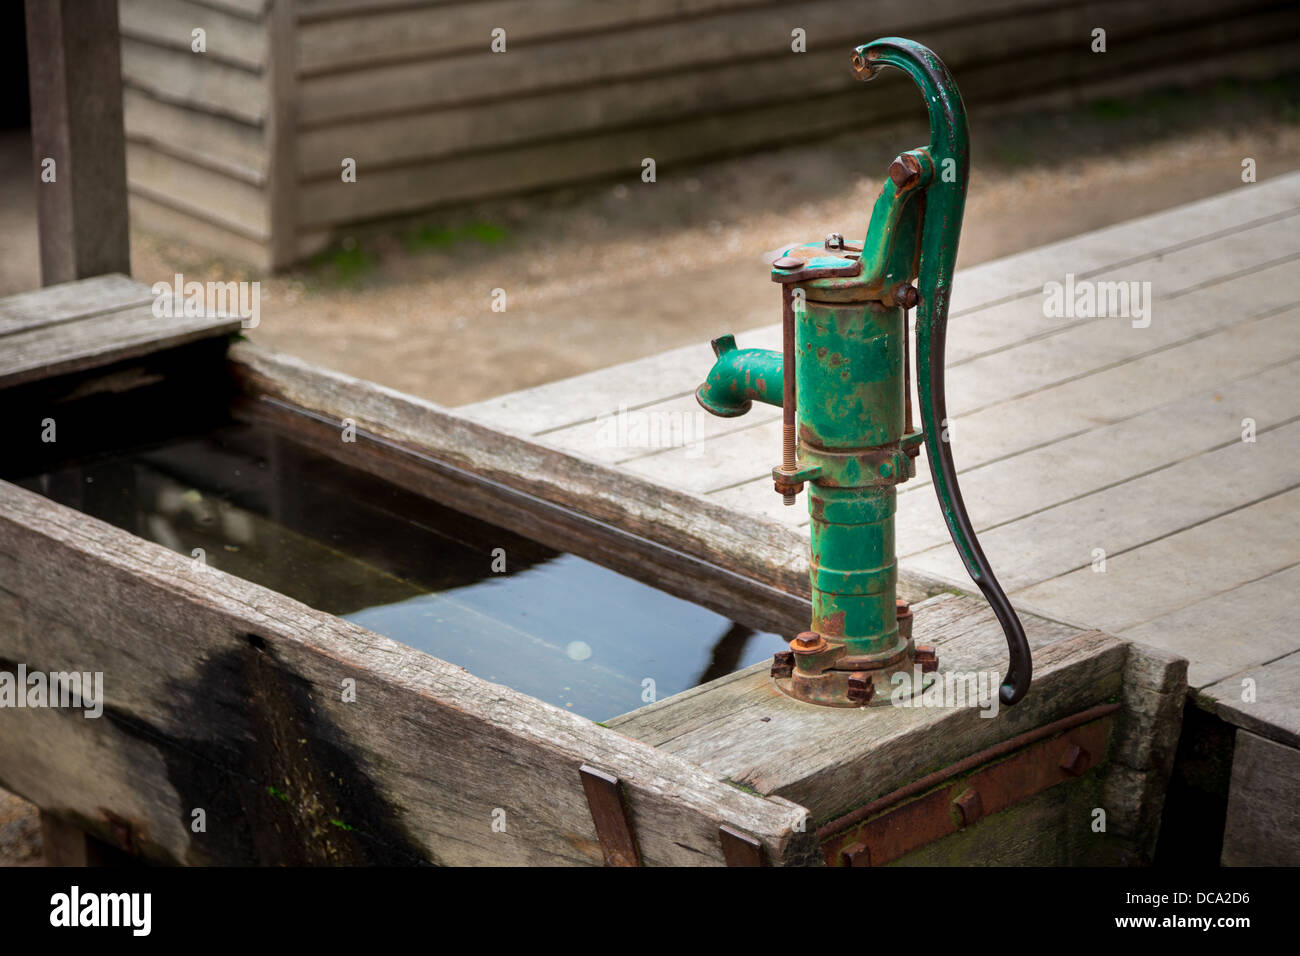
[{"left": 695, "top": 334, "right": 784, "bottom": 417}]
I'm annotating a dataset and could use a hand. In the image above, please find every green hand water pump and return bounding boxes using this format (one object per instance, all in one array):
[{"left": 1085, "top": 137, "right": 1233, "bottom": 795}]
[{"left": 697, "top": 38, "right": 1032, "bottom": 709}]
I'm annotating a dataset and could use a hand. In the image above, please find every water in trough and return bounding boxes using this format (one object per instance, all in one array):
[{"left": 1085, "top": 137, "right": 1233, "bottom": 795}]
[{"left": 15, "top": 423, "right": 788, "bottom": 720}]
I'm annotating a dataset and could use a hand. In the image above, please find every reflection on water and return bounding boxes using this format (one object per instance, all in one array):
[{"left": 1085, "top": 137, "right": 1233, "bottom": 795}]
[{"left": 16, "top": 423, "right": 787, "bottom": 719}]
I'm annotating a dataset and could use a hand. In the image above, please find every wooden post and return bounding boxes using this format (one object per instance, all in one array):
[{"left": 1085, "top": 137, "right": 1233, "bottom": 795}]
[
  {"left": 24, "top": 0, "right": 130, "bottom": 286},
  {"left": 265, "top": 0, "right": 298, "bottom": 271}
]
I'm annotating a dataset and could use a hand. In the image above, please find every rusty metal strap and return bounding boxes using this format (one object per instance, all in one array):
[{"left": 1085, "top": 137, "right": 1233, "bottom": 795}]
[
  {"left": 818, "top": 702, "right": 1121, "bottom": 866},
  {"left": 579, "top": 764, "right": 641, "bottom": 867}
]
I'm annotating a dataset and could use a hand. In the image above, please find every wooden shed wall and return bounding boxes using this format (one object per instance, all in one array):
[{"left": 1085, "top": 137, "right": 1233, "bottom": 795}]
[{"left": 120, "top": 0, "right": 1300, "bottom": 270}]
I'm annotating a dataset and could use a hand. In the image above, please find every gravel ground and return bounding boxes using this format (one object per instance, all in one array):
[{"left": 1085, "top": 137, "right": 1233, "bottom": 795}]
[{"left": 1, "top": 74, "right": 1297, "bottom": 866}]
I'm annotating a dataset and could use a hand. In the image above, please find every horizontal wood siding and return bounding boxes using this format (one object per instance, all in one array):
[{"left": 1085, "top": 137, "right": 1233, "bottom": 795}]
[
  {"left": 119, "top": 0, "right": 276, "bottom": 269},
  {"left": 289, "top": 0, "right": 1297, "bottom": 258},
  {"left": 115, "top": 0, "right": 1298, "bottom": 268}
]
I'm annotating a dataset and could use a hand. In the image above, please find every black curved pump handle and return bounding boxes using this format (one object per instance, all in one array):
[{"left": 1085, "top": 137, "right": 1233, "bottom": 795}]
[{"left": 856, "top": 38, "right": 1032, "bottom": 705}]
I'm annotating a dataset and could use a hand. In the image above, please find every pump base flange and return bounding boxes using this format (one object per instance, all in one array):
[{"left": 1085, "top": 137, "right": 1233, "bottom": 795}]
[{"left": 773, "top": 653, "right": 936, "bottom": 708}]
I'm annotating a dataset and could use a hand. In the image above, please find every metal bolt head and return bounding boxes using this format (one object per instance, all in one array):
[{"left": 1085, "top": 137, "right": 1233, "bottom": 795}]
[
  {"left": 851, "top": 52, "right": 880, "bottom": 80},
  {"left": 1059, "top": 743, "right": 1090, "bottom": 777},
  {"left": 840, "top": 841, "right": 871, "bottom": 867},
  {"left": 952, "top": 788, "right": 983, "bottom": 827},
  {"left": 889, "top": 153, "right": 922, "bottom": 190},
  {"left": 846, "top": 671, "right": 875, "bottom": 704},
  {"left": 915, "top": 645, "right": 938, "bottom": 674},
  {"left": 770, "top": 651, "right": 795, "bottom": 679},
  {"left": 772, "top": 255, "right": 804, "bottom": 271},
  {"left": 893, "top": 283, "right": 920, "bottom": 309},
  {"left": 793, "top": 631, "right": 821, "bottom": 649},
  {"left": 824, "top": 232, "right": 844, "bottom": 251},
  {"left": 773, "top": 472, "right": 803, "bottom": 501}
]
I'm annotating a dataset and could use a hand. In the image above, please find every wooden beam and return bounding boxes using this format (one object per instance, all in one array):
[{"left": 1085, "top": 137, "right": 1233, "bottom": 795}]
[
  {"left": 0, "top": 479, "right": 816, "bottom": 866},
  {"left": 1222, "top": 730, "right": 1300, "bottom": 866},
  {"left": 24, "top": 0, "right": 131, "bottom": 285}
]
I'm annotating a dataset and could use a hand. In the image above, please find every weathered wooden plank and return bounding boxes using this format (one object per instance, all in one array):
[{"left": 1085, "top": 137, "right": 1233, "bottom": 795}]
[
  {"left": 295, "top": 0, "right": 1263, "bottom": 123},
  {"left": 1196, "top": 643, "right": 1300, "bottom": 750},
  {"left": 294, "top": 0, "right": 1032, "bottom": 122},
  {"left": 1125, "top": 564, "right": 1300, "bottom": 691},
  {"left": 940, "top": 224, "right": 1300, "bottom": 417},
  {"left": 0, "top": 304, "right": 241, "bottom": 389},
  {"left": 908, "top": 418, "right": 1300, "bottom": 592},
  {"left": 1221, "top": 730, "right": 1300, "bottom": 866},
  {"left": 194, "top": 0, "right": 267, "bottom": 18},
  {"left": 120, "top": 0, "right": 267, "bottom": 71},
  {"left": 610, "top": 592, "right": 1126, "bottom": 821},
  {"left": 1103, "top": 640, "right": 1187, "bottom": 860},
  {"left": 946, "top": 173, "right": 1300, "bottom": 315},
  {"left": 0, "top": 480, "right": 816, "bottom": 866},
  {"left": 297, "top": 0, "right": 787, "bottom": 73},
  {"left": 895, "top": 357, "right": 1300, "bottom": 559},
  {"left": 121, "top": 37, "right": 266, "bottom": 125},
  {"left": 296, "top": 0, "right": 759, "bottom": 22},
  {"left": 906, "top": 305, "right": 1300, "bottom": 501},
  {"left": 1016, "top": 487, "right": 1300, "bottom": 638},
  {"left": 25, "top": 0, "right": 131, "bottom": 285},
  {"left": 460, "top": 337, "right": 750, "bottom": 436},
  {"left": 0, "top": 274, "right": 154, "bottom": 337},
  {"left": 124, "top": 87, "right": 267, "bottom": 184},
  {"left": 126, "top": 141, "right": 270, "bottom": 240}
]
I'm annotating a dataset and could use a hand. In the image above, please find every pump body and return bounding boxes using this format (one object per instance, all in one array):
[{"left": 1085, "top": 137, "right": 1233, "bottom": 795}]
[{"left": 696, "top": 38, "right": 1033, "bottom": 709}]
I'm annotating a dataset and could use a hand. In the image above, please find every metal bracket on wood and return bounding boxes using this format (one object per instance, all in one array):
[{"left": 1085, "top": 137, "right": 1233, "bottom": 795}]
[
  {"left": 818, "top": 702, "right": 1120, "bottom": 866},
  {"left": 578, "top": 764, "right": 641, "bottom": 867},
  {"left": 719, "top": 824, "right": 765, "bottom": 866}
]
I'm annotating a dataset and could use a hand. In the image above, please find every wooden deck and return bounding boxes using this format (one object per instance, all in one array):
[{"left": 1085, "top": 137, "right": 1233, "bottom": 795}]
[
  {"left": 0, "top": 273, "right": 238, "bottom": 389},
  {"left": 462, "top": 172, "right": 1300, "bottom": 748}
]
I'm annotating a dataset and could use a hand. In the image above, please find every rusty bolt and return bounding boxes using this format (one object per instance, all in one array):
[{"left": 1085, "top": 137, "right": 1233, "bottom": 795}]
[
  {"left": 793, "top": 631, "right": 822, "bottom": 649},
  {"left": 773, "top": 473, "right": 803, "bottom": 500},
  {"left": 773, "top": 256, "right": 804, "bottom": 271},
  {"left": 915, "top": 645, "right": 938, "bottom": 673},
  {"left": 888, "top": 153, "right": 922, "bottom": 190},
  {"left": 825, "top": 232, "right": 845, "bottom": 251},
  {"left": 771, "top": 651, "right": 795, "bottom": 679},
  {"left": 892, "top": 283, "right": 920, "bottom": 309},
  {"left": 1059, "top": 743, "right": 1090, "bottom": 777},
  {"left": 896, "top": 599, "right": 914, "bottom": 643},
  {"left": 851, "top": 52, "right": 880, "bottom": 80},
  {"left": 952, "top": 788, "right": 983, "bottom": 827},
  {"left": 846, "top": 671, "right": 875, "bottom": 704},
  {"left": 840, "top": 841, "right": 871, "bottom": 867}
]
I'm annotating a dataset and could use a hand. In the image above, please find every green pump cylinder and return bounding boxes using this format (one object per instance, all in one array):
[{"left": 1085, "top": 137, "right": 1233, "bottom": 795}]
[{"left": 798, "top": 298, "right": 907, "bottom": 657}]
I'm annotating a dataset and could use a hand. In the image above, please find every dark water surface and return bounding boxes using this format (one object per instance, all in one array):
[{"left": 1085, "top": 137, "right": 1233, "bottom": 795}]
[{"left": 15, "top": 423, "right": 786, "bottom": 720}]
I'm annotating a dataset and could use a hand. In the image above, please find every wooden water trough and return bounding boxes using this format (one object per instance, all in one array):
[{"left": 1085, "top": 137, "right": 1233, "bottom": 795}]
[
  {"left": 0, "top": 273, "right": 1187, "bottom": 866},
  {"left": 0, "top": 0, "right": 1187, "bottom": 866}
]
